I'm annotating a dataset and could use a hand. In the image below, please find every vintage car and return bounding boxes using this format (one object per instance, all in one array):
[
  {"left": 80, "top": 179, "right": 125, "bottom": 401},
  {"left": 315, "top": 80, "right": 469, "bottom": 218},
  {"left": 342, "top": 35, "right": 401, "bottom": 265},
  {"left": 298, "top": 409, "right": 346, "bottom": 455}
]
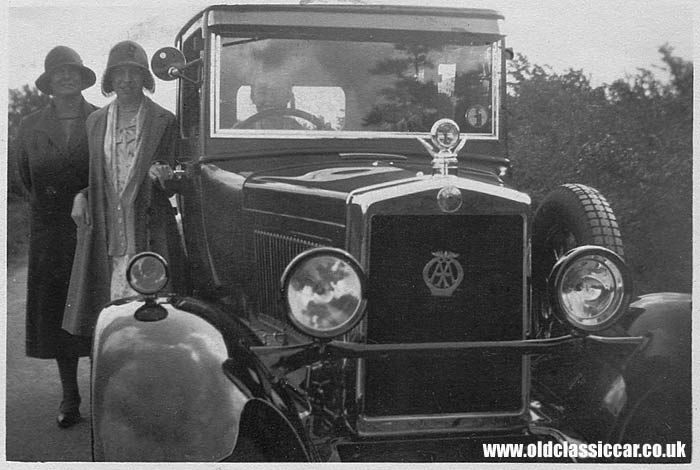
[{"left": 90, "top": 2, "right": 691, "bottom": 462}]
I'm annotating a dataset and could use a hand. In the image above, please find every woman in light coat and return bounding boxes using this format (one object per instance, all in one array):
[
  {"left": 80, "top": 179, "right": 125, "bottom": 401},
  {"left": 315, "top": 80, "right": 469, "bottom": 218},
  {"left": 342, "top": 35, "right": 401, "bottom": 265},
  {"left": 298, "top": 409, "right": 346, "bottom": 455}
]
[{"left": 64, "top": 41, "right": 185, "bottom": 340}]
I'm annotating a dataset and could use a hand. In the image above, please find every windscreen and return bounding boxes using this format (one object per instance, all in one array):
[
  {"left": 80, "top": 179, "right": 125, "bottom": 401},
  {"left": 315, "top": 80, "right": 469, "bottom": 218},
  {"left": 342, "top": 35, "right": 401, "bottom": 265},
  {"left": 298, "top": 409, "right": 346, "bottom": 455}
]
[{"left": 213, "top": 31, "right": 499, "bottom": 137}]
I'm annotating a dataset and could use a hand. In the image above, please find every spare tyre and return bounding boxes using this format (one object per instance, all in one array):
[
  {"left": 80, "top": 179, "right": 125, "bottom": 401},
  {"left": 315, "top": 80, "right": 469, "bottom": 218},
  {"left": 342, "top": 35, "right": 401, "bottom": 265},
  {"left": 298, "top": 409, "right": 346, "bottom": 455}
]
[{"left": 532, "top": 184, "right": 625, "bottom": 323}]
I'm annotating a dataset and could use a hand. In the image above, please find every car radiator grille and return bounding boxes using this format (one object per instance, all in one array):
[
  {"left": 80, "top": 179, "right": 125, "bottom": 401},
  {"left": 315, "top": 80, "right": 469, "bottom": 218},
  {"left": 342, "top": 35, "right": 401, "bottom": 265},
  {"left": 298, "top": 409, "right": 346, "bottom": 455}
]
[
  {"left": 254, "top": 230, "right": 323, "bottom": 320},
  {"left": 364, "top": 215, "right": 524, "bottom": 416}
]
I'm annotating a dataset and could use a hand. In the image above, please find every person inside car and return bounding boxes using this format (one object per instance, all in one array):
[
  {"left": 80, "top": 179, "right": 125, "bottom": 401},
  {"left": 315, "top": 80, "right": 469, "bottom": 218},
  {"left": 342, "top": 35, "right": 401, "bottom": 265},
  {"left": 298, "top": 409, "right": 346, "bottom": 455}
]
[{"left": 247, "top": 75, "right": 304, "bottom": 130}]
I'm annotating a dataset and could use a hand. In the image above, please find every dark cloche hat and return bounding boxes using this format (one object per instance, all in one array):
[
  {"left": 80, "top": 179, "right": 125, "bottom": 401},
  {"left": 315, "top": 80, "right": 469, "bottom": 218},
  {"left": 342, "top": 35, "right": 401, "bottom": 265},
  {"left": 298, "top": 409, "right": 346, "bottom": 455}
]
[
  {"left": 102, "top": 40, "right": 155, "bottom": 95},
  {"left": 35, "top": 46, "right": 96, "bottom": 95}
]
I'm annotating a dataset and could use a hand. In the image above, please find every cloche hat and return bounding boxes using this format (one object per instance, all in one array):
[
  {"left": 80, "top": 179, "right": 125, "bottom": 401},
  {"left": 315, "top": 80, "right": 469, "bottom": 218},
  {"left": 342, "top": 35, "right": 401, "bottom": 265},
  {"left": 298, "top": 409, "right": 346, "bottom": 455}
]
[
  {"left": 102, "top": 40, "right": 155, "bottom": 95},
  {"left": 35, "top": 46, "right": 96, "bottom": 95}
]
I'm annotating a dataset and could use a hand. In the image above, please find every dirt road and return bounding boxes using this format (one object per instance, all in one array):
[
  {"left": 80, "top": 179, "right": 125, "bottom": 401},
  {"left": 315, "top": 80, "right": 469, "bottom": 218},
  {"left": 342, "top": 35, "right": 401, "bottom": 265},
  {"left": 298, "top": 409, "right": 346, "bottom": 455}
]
[{"left": 5, "top": 260, "right": 91, "bottom": 461}]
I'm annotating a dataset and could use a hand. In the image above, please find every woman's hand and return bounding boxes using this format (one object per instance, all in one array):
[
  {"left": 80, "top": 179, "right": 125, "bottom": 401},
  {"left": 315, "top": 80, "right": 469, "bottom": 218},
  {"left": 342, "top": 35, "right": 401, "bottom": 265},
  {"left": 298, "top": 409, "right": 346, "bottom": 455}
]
[
  {"left": 71, "top": 192, "right": 90, "bottom": 226},
  {"left": 149, "top": 162, "right": 174, "bottom": 189}
]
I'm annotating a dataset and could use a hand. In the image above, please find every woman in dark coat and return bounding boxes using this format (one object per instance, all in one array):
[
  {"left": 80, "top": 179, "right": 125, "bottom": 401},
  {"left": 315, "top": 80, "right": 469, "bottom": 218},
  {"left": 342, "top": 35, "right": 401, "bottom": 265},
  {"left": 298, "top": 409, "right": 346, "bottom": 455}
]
[
  {"left": 16, "top": 46, "right": 98, "bottom": 428},
  {"left": 64, "top": 41, "right": 185, "bottom": 339}
]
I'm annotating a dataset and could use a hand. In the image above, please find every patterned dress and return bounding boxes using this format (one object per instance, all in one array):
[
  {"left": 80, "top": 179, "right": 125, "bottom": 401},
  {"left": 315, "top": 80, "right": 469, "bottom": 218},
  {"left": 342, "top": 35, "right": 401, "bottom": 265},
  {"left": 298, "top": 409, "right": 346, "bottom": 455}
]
[{"left": 104, "top": 102, "right": 144, "bottom": 300}]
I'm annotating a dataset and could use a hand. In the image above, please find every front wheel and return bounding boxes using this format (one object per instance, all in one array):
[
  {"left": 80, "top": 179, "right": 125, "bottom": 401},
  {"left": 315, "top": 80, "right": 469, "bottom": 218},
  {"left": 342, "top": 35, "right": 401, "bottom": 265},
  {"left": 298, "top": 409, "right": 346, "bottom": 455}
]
[{"left": 532, "top": 184, "right": 625, "bottom": 335}]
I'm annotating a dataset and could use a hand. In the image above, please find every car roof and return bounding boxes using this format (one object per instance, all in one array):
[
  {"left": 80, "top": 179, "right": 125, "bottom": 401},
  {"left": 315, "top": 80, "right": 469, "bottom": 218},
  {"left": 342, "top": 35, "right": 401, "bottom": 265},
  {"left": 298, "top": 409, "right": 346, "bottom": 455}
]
[{"left": 178, "top": 2, "right": 504, "bottom": 42}]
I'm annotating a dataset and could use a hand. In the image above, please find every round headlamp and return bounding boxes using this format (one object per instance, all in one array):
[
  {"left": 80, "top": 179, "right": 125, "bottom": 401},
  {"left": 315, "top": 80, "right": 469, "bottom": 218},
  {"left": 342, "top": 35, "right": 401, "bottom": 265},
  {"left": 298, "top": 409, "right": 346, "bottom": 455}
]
[
  {"left": 430, "top": 119, "right": 461, "bottom": 150},
  {"left": 127, "top": 252, "right": 169, "bottom": 295},
  {"left": 281, "top": 248, "right": 367, "bottom": 339},
  {"left": 548, "top": 246, "right": 632, "bottom": 332}
]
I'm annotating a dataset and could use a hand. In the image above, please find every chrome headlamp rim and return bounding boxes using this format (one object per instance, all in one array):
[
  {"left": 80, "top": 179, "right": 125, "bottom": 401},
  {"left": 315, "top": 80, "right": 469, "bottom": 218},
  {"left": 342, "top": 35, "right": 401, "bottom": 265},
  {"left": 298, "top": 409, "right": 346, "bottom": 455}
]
[
  {"left": 548, "top": 245, "right": 633, "bottom": 332},
  {"left": 126, "top": 251, "right": 170, "bottom": 296},
  {"left": 281, "top": 247, "right": 367, "bottom": 339}
]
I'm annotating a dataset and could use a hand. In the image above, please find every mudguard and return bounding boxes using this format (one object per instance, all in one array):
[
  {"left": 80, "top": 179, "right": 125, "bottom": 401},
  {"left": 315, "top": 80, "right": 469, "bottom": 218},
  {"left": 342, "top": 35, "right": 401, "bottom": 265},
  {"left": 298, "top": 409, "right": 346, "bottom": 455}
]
[
  {"left": 91, "top": 297, "right": 306, "bottom": 462},
  {"left": 532, "top": 292, "right": 691, "bottom": 451},
  {"left": 605, "top": 293, "right": 691, "bottom": 449},
  {"left": 624, "top": 292, "right": 691, "bottom": 363}
]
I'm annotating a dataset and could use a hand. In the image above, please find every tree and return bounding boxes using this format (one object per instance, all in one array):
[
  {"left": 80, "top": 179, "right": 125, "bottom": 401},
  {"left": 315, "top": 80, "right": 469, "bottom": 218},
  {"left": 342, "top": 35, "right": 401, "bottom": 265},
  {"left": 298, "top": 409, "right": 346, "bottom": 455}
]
[
  {"left": 507, "top": 47, "right": 692, "bottom": 293},
  {"left": 363, "top": 43, "right": 451, "bottom": 132},
  {"left": 507, "top": 55, "right": 609, "bottom": 204},
  {"left": 7, "top": 85, "right": 51, "bottom": 198},
  {"left": 590, "top": 46, "right": 692, "bottom": 293}
]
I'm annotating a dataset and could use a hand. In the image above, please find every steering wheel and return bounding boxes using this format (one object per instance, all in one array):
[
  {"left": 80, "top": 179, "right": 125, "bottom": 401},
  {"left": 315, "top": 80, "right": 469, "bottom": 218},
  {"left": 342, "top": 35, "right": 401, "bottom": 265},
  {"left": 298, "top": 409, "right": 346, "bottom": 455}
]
[{"left": 233, "top": 107, "right": 326, "bottom": 130}]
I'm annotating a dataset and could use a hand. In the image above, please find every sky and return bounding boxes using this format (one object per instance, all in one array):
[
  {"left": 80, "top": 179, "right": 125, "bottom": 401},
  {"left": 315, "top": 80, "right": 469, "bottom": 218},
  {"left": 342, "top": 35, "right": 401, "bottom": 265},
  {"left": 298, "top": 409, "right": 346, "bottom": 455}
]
[{"left": 4, "top": 0, "right": 695, "bottom": 111}]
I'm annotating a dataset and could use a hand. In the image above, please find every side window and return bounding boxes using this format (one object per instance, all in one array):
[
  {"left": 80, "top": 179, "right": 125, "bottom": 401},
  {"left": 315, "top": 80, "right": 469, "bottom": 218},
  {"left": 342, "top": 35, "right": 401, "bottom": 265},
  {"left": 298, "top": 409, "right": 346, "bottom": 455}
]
[{"left": 180, "top": 30, "right": 203, "bottom": 148}]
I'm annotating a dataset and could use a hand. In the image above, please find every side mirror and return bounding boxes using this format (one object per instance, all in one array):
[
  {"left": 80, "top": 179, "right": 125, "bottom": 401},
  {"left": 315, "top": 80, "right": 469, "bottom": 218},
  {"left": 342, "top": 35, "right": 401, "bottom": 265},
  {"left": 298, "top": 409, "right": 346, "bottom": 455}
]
[
  {"left": 151, "top": 47, "right": 202, "bottom": 84},
  {"left": 151, "top": 47, "right": 186, "bottom": 81}
]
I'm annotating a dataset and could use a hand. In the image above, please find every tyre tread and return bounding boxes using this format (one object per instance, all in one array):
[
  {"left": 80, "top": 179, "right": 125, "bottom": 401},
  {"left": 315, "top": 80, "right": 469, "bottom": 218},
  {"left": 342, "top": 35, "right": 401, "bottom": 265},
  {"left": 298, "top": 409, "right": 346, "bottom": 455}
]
[{"left": 559, "top": 183, "right": 624, "bottom": 256}]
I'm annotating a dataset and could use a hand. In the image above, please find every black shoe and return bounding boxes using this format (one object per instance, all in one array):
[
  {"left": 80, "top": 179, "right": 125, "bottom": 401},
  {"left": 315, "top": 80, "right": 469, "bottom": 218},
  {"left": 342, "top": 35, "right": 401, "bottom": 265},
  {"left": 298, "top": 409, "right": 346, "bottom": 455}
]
[{"left": 57, "top": 400, "right": 81, "bottom": 428}]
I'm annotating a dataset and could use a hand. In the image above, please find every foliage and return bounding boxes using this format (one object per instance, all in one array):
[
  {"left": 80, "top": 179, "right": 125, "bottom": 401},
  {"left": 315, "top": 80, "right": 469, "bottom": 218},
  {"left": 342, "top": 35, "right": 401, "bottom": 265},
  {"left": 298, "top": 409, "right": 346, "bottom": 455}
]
[
  {"left": 7, "top": 85, "right": 51, "bottom": 199},
  {"left": 507, "top": 45, "right": 692, "bottom": 293},
  {"left": 363, "top": 43, "right": 450, "bottom": 131}
]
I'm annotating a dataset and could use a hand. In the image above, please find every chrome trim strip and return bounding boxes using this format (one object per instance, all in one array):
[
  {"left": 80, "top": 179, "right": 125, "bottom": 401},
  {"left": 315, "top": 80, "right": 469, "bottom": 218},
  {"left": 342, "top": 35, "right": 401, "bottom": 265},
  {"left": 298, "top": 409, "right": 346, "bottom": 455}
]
[
  {"left": 359, "top": 408, "right": 523, "bottom": 422},
  {"left": 210, "top": 33, "right": 220, "bottom": 138},
  {"left": 521, "top": 213, "right": 531, "bottom": 417},
  {"left": 208, "top": 33, "right": 501, "bottom": 141},
  {"left": 345, "top": 177, "right": 423, "bottom": 203},
  {"left": 357, "top": 413, "right": 526, "bottom": 437},
  {"left": 246, "top": 208, "right": 346, "bottom": 229},
  {"left": 211, "top": 129, "right": 500, "bottom": 140},
  {"left": 201, "top": 13, "right": 211, "bottom": 154},
  {"left": 492, "top": 41, "right": 501, "bottom": 141},
  {"left": 245, "top": 181, "right": 348, "bottom": 200},
  {"left": 349, "top": 175, "right": 531, "bottom": 212}
]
